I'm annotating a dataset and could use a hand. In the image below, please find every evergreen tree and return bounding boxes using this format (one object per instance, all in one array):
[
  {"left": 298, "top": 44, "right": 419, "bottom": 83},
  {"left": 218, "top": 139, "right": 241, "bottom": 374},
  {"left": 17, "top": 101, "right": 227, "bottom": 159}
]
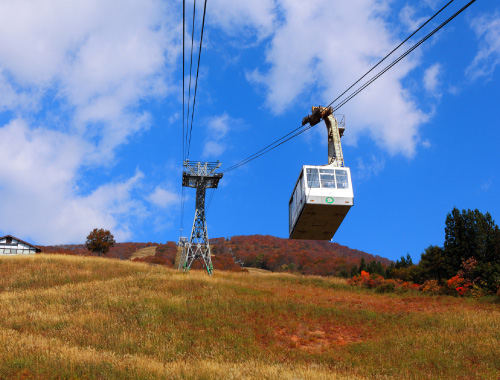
[
  {"left": 367, "top": 260, "right": 377, "bottom": 274},
  {"left": 350, "top": 264, "right": 358, "bottom": 277},
  {"left": 384, "top": 263, "right": 396, "bottom": 278},
  {"left": 406, "top": 254, "right": 413, "bottom": 266},
  {"left": 385, "top": 263, "right": 395, "bottom": 278},
  {"left": 444, "top": 207, "right": 500, "bottom": 284},
  {"left": 419, "top": 245, "right": 447, "bottom": 282},
  {"left": 395, "top": 255, "right": 412, "bottom": 269},
  {"left": 359, "top": 258, "right": 366, "bottom": 273}
]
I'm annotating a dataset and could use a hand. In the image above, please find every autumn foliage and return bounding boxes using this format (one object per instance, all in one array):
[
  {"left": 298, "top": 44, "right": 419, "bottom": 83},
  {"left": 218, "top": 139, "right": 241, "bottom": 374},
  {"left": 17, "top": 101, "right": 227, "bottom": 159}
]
[
  {"left": 349, "top": 257, "right": 495, "bottom": 298},
  {"left": 42, "top": 234, "right": 388, "bottom": 275},
  {"left": 379, "top": 208, "right": 500, "bottom": 297},
  {"left": 348, "top": 271, "right": 421, "bottom": 293},
  {"left": 209, "top": 235, "right": 389, "bottom": 276},
  {"left": 85, "top": 228, "right": 116, "bottom": 256}
]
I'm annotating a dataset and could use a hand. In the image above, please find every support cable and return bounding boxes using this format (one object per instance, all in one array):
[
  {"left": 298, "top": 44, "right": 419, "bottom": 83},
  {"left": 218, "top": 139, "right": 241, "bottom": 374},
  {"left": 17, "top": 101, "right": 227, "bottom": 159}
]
[
  {"left": 186, "top": 0, "right": 208, "bottom": 160},
  {"left": 185, "top": 0, "right": 197, "bottom": 160},
  {"left": 223, "top": 124, "right": 308, "bottom": 173},
  {"left": 182, "top": 0, "right": 186, "bottom": 163},
  {"left": 222, "top": 0, "right": 476, "bottom": 174},
  {"left": 180, "top": 0, "right": 186, "bottom": 237},
  {"left": 331, "top": 0, "right": 476, "bottom": 113},
  {"left": 326, "top": 0, "right": 455, "bottom": 109},
  {"left": 205, "top": 188, "right": 215, "bottom": 215}
]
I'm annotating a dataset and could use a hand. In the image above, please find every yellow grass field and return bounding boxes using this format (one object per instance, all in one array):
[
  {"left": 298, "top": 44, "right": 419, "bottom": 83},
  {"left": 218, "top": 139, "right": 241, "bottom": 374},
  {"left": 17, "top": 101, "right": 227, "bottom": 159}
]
[
  {"left": 0, "top": 254, "right": 498, "bottom": 379},
  {"left": 129, "top": 246, "right": 157, "bottom": 260}
]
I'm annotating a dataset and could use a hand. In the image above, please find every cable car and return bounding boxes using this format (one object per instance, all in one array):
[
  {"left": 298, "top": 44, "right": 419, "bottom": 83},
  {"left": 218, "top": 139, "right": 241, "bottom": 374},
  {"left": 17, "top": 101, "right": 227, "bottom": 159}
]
[
  {"left": 289, "top": 106, "right": 354, "bottom": 240},
  {"left": 289, "top": 165, "right": 353, "bottom": 240}
]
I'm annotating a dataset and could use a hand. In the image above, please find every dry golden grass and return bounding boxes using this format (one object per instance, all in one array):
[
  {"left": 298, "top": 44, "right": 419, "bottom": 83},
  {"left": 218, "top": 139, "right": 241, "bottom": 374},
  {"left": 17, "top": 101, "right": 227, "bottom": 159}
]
[
  {"left": 0, "top": 254, "right": 498, "bottom": 379},
  {"left": 245, "top": 267, "right": 278, "bottom": 275},
  {"left": 129, "top": 246, "right": 157, "bottom": 260}
]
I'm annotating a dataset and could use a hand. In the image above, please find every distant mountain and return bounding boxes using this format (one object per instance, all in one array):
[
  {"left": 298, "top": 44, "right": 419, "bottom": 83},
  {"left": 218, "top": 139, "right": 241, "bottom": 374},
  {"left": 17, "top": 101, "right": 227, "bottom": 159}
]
[
  {"left": 209, "top": 235, "right": 391, "bottom": 276},
  {"left": 40, "top": 235, "right": 391, "bottom": 277}
]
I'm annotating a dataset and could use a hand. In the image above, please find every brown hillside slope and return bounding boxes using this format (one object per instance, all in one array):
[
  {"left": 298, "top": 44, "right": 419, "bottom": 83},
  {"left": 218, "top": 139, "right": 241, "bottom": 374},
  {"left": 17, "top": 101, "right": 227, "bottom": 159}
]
[
  {"left": 0, "top": 255, "right": 498, "bottom": 380},
  {"left": 210, "top": 235, "right": 391, "bottom": 276}
]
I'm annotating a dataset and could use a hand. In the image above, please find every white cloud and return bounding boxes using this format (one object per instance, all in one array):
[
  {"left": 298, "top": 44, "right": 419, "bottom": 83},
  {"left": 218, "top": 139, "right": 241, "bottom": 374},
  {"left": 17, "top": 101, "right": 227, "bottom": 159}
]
[
  {"left": 466, "top": 11, "right": 500, "bottom": 80},
  {"left": 0, "top": 119, "right": 144, "bottom": 244},
  {"left": 422, "top": 0, "right": 441, "bottom": 11},
  {"left": 0, "top": 0, "right": 178, "bottom": 159},
  {"left": 202, "top": 113, "right": 240, "bottom": 158},
  {"left": 148, "top": 187, "right": 181, "bottom": 209},
  {"left": 423, "top": 63, "right": 442, "bottom": 95},
  {"left": 242, "top": 0, "right": 428, "bottom": 157},
  {"left": 355, "top": 155, "right": 386, "bottom": 181},
  {"left": 203, "top": 141, "right": 226, "bottom": 157},
  {"left": 0, "top": 71, "right": 40, "bottom": 112},
  {"left": 399, "top": 5, "right": 428, "bottom": 31},
  {"left": 480, "top": 179, "right": 493, "bottom": 192},
  {"left": 208, "top": 0, "right": 277, "bottom": 40},
  {"left": 0, "top": 0, "right": 181, "bottom": 243}
]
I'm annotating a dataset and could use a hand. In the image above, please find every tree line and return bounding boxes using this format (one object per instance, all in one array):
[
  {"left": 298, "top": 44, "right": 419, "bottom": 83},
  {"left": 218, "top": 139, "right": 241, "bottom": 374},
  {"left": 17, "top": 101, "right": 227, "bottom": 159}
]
[{"left": 358, "top": 207, "right": 500, "bottom": 296}]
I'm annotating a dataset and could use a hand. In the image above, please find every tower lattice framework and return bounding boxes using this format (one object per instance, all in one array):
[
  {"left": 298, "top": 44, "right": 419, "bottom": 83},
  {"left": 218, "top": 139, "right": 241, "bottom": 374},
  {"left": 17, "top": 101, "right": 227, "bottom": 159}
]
[{"left": 179, "top": 161, "right": 223, "bottom": 275}]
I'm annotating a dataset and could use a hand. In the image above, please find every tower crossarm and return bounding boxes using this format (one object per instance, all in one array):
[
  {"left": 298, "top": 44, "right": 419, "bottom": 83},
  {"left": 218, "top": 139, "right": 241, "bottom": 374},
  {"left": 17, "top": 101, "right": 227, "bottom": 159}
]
[
  {"left": 184, "top": 160, "right": 222, "bottom": 176},
  {"left": 182, "top": 173, "right": 223, "bottom": 189}
]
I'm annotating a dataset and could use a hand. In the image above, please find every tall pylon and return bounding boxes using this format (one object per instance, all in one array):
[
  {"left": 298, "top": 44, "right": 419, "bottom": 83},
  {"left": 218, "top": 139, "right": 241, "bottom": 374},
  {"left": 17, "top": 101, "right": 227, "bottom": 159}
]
[{"left": 179, "top": 160, "right": 223, "bottom": 275}]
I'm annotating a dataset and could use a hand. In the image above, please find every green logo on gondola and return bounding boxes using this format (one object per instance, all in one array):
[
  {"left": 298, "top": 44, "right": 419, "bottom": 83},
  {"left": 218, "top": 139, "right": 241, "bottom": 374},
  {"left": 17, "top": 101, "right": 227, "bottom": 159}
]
[{"left": 326, "top": 197, "right": 334, "bottom": 204}]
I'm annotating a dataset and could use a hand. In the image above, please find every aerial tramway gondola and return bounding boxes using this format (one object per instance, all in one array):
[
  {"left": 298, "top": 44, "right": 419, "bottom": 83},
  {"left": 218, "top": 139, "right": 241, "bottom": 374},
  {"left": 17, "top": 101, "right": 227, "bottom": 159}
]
[{"left": 289, "top": 106, "right": 354, "bottom": 240}]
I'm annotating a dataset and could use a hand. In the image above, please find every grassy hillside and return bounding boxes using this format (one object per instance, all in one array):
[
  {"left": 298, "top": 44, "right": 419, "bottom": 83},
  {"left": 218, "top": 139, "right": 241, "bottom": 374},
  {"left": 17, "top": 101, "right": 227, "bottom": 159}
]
[
  {"left": 0, "top": 254, "right": 498, "bottom": 379},
  {"left": 129, "top": 246, "right": 157, "bottom": 260}
]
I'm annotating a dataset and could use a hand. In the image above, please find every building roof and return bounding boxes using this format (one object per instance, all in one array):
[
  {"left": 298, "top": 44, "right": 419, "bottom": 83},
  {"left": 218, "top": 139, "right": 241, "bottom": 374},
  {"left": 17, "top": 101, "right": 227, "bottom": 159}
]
[{"left": 0, "top": 235, "right": 42, "bottom": 252}]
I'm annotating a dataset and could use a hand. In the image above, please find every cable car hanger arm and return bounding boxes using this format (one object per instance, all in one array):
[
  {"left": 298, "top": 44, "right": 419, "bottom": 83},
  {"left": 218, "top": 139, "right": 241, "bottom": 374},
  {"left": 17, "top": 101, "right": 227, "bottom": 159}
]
[{"left": 302, "top": 106, "right": 345, "bottom": 167}]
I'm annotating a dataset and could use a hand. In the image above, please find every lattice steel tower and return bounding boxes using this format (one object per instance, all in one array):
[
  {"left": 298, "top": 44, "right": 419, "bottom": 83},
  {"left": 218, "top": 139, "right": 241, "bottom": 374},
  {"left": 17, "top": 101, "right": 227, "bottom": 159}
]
[{"left": 179, "top": 160, "right": 223, "bottom": 275}]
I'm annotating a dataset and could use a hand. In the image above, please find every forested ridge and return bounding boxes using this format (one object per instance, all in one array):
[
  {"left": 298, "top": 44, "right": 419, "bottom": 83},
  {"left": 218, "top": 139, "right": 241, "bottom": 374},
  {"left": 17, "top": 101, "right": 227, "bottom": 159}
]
[
  {"left": 39, "top": 234, "right": 390, "bottom": 277},
  {"left": 209, "top": 235, "right": 390, "bottom": 275}
]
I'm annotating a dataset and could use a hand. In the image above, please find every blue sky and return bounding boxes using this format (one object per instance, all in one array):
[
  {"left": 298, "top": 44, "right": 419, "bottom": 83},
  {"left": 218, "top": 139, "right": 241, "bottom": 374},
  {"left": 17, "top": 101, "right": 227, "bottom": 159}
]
[{"left": 0, "top": 0, "right": 498, "bottom": 262}]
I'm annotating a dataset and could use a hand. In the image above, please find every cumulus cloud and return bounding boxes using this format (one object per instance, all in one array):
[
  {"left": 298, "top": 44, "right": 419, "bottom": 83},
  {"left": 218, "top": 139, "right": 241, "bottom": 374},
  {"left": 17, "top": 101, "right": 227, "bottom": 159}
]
[
  {"left": 423, "top": 63, "right": 442, "bottom": 95},
  {"left": 202, "top": 113, "right": 241, "bottom": 158},
  {"left": 0, "top": 119, "right": 144, "bottom": 244},
  {"left": 241, "top": 0, "right": 428, "bottom": 157},
  {"left": 148, "top": 187, "right": 181, "bottom": 209},
  {"left": 356, "top": 155, "right": 386, "bottom": 181},
  {"left": 0, "top": 0, "right": 178, "bottom": 159},
  {"left": 399, "top": 4, "right": 428, "bottom": 31},
  {"left": 466, "top": 11, "right": 500, "bottom": 81},
  {"left": 0, "top": 0, "right": 181, "bottom": 243},
  {"left": 208, "top": 0, "right": 277, "bottom": 40}
]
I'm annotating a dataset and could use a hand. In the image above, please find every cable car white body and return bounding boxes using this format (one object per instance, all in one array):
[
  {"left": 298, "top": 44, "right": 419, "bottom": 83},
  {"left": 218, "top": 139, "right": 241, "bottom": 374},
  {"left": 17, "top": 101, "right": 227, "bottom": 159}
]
[
  {"left": 289, "top": 165, "right": 353, "bottom": 240},
  {"left": 289, "top": 107, "right": 353, "bottom": 240}
]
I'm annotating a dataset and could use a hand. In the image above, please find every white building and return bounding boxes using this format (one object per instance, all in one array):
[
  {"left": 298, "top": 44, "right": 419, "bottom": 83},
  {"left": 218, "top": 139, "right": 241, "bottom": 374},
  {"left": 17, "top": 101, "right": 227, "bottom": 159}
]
[{"left": 0, "top": 235, "right": 41, "bottom": 255}]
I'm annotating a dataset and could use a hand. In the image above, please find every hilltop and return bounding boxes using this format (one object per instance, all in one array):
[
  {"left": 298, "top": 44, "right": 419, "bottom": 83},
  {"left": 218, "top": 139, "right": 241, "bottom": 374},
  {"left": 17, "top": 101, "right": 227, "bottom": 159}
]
[
  {"left": 0, "top": 254, "right": 498, "bottom": 379},
  {"left": 40, "top": 234, "right": 390, "bottom": 277}
]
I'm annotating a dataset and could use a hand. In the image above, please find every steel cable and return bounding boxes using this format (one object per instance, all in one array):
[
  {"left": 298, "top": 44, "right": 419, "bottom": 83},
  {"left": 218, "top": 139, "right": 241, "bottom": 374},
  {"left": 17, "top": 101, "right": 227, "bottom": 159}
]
[{"left": 223, "top": 0, "right": 476, "bottom": 174}]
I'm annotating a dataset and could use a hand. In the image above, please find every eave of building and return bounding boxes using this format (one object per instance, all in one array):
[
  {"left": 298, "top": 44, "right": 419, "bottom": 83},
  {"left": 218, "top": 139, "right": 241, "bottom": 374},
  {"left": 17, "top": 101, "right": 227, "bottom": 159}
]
[{"left": 0, "top": 235, "right": 42, "bottom": 252}]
